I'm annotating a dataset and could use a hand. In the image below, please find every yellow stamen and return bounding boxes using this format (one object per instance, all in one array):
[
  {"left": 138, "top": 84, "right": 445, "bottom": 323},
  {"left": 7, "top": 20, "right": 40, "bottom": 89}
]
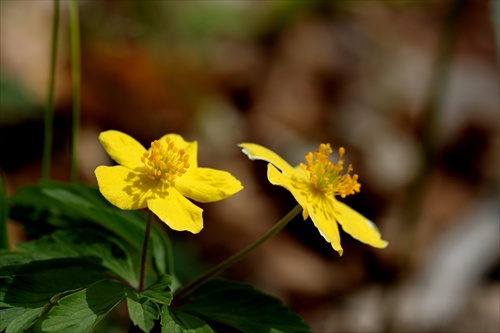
[
  {"left": 299, "top": 144, "right": 361, "bottom": 197},
  {"left": 142, "top": 137, "right": 190, "bottom": 186}
]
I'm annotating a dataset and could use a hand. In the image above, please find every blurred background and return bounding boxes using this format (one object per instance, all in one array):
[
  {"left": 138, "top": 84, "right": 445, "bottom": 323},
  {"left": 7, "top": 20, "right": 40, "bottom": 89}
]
[{"left": 1, "top": 0, "right": 499, "bottom": 332}]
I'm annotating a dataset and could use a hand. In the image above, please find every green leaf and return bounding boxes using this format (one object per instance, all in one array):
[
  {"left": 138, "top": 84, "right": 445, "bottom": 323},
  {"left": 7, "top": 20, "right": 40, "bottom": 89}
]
[
  {"left": 150, "top": 228, "right": 171, "bottom": 277},
  {"left": 126, "top": 274, "right": 172, "bottom": 332},
  {"left": 0, "top": 258, "right": 107, "bottom": 332},
  {"left": 141, "top": 274, "right": 173, "bottom": 305},
  {"left": 10, "top": 181, "right": 143, "bottom": 245},
  {"left": 0, "top": 260, "right": 105, "bottom": 308},
  {"left": 176, "top": 280, "right": 310, "bottom": 333},
  {"left": 42, "top": 279, "right": 131, "bottom": 332},
  {"left": 161, "top": 305, "right": 214, "bottom": 333},
  {"left": 0, "top": 307, "right": 24, "bottom": 331},
  {"left": 16, "top": 228, "right": 136, "bottom": 283},
  {"left": 0, "top": 307, "right": 40, "bottom": 333},
  {"left": 9, "top": 181, "right": 172, "bottom": 279},
  {"left": 127, "top": 291, "right": 160, "bottom": 333},
  {"left": 0, "top": 250, "right": 49, "bottom": 275},
  {"left": 44, "top": 183, "right": 172, "bottom": 277}
]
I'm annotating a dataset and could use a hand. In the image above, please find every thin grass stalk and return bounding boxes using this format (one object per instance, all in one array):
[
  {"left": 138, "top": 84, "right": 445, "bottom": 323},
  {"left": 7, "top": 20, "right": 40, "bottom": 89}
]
[
  {"left": 69, "top": 0, "right": 81, "bottom": 183},
  {"left": 42, "top": 0, "right": 60, "bottom": 180}
]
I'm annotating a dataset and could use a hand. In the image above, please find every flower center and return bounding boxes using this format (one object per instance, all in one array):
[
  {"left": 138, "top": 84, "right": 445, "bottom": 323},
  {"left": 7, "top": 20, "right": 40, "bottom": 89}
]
[
  {"left": 299, "top": 143, "right": 361, "bottom": 198},
  {"left": 141, "top": 137, "right": 190, "bottom": 186}
]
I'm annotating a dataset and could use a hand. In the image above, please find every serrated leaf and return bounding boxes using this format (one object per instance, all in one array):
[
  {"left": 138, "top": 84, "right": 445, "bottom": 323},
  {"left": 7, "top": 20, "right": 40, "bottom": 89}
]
[
  {"left": 161, "top": 305, "right": 214, "bottom": 333},
  {"left": 126, "top": 274, "right": 173, "bottom": 332},
  {"left": 176, "top": 280, "right": 310, "bottom": 333},
  {"left": 42, "top": 279, "right": 131, "bottom": 332},
  {"left": 141, "top": 274, "right": 172, "bottom": 305},
  {"left": 127, "top": 291, "right": 160, "bottom": 333},
  {"left": 16, "top": 228, "right": 136, "bottom": 283}
]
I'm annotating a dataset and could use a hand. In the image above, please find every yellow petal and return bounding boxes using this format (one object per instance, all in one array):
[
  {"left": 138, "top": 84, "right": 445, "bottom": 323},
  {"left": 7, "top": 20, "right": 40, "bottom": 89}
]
[
  {"left": 239, "top": 143, "right": 294, "bottom": 175},
  {"left": 147, "top": 188, "right": 203, "bottom": 233},
  {"left": 175, "top": 167, "right": 243, "bottom": 203},
  {"left": 95, "top": 165, "right": 156, "bottom": 210},
  {"left": 158, "top": 133, "right": 198, "bottom": 168},
  {"left": 267, "top": 164, "right": 308, "bottom": 213},
  {"left": 333, "top": 198, "right": 388, "bottom": 249},
  {"left": 99, "top": 130, "right": 146, "bottom": 170},
  {"left": 308, "top": 196, "right": 343, "bottom": 255}
]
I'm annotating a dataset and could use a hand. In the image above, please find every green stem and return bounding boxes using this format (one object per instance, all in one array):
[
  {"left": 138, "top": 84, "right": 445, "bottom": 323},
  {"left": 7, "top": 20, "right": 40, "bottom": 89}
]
[
  {"left": 173, "top": 204, "right": 302, "bottom": 301},
  {"left": 42, "top": 0, "right": 60, "bottom": 180},
  {"left": 69, "top": 0, "right": 81, "bottom": 183},
  {"left": 139, "top": 210, "right": 154, "bottom": 292}
]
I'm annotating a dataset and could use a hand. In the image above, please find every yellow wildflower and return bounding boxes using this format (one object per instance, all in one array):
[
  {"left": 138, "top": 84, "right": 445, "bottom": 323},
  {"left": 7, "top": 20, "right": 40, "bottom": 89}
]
[
  {"left": 239, "top": 143, "right": 387, "bottom": 255},
  {"left": 95, "top": 130, "right": 243, "bottom": 233}
]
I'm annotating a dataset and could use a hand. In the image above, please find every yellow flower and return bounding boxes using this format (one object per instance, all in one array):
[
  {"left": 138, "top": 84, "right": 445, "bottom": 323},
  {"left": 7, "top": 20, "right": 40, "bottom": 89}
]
[
  {"left": 95, "top": 130, "right": 243, "bottom": 233},
  {"left": 239, "top": 143, "right": 387, "bottom": 255}
]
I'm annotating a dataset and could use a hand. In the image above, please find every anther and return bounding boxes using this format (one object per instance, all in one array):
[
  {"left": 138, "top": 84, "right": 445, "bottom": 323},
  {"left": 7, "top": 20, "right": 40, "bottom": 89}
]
[{"left": 141, "top": 137, "right": 191, "bottom": 186}]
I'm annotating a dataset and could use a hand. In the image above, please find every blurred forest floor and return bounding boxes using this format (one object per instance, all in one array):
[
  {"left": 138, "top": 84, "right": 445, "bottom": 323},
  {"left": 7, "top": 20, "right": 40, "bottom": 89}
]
[{"left": 1, "top": 1, "right": 499, "bottom": 332}]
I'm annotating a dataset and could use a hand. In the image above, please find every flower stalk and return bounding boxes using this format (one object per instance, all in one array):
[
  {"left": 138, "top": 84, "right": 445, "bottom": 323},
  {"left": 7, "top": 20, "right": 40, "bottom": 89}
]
[
  {"left": 173, "top": 204, "right": 302, "bottom": 301},
  {"left": 139, "top": 210, "right": 154, "bottom": 292}
]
